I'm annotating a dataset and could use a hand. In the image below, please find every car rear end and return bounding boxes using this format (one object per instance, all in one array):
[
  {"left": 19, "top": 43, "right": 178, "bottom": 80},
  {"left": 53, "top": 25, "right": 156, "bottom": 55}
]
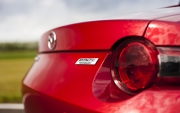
[{"left": 22, "top": 7, "right": 180, "bottom": 113}]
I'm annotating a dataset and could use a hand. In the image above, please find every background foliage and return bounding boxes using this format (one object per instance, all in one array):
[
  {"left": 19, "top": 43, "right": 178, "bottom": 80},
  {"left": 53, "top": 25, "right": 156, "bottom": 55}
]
[
  {"left": 0, "top": 42, "right": 38, "bottom": 51},
  {"left": 0, "top": 42, "right": 38, "bottom": 103}
]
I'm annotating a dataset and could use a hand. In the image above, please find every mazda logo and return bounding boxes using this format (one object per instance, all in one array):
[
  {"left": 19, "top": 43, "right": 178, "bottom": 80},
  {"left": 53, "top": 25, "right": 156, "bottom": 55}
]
[{"left": 48, "top": 31, "right": 56, "bottom": 50}]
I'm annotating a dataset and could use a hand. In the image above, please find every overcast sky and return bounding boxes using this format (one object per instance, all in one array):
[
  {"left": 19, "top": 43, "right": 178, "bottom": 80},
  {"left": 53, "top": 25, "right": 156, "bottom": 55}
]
[{"left": 0, "top": 0, "right": 179, "bottom": 42}]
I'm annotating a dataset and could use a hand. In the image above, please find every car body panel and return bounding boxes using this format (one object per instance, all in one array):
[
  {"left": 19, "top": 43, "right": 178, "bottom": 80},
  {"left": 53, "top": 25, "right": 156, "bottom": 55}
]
[
  {"left": 23, "top": 52, "right": 180, "bottom": 113},
  {"left": 23, "top": 51, "right": 110, "bottom": 113},
  {"left": 23, "top": 88, "right": 180, "bottom": 113},
  {"left": 39, "top": 20, "right": 149, "bottom": 52},
  {"left": 23, "top": 6, "right": 180, "bottom": 113},
  {"left": 145, "top": 15, "right": 180, "bottom": 46},
  {"left": 39, "top": 7, "right": 180, "bottom": 53}
]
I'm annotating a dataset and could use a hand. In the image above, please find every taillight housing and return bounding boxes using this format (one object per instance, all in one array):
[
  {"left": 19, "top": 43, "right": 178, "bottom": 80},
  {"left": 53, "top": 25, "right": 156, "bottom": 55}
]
[{"left": 112, "top": 38, "right": 159, "bottom": 94}]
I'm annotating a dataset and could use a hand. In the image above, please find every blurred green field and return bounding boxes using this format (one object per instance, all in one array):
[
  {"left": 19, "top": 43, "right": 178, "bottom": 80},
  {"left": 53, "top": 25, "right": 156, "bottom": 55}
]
[{"left": 0, "top": 51, "right": 37, "bottom": 103}]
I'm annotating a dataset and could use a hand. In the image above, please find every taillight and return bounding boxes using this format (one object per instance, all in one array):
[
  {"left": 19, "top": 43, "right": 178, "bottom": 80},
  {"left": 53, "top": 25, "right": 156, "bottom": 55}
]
[{"left": 112, "top": 38, "right": 159, "bottom": 94}]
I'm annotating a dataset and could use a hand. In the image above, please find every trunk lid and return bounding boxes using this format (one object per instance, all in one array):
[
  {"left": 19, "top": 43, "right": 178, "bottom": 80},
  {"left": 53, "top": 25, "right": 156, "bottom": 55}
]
[
  {"left": 39, "top": 20, "right": 149, "bottom": 52},
  {"left": 39, "top": 7, "right": 180, "bottom": 53}
]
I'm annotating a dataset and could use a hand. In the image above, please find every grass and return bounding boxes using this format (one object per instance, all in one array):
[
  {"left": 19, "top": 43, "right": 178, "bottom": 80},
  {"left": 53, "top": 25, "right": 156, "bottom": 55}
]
[{"left": 0, "top": 51, "right": 37, "bottom": 103}]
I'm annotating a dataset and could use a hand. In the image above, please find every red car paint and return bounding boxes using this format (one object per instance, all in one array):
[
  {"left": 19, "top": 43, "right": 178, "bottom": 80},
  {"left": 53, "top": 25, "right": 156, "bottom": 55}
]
[
  {"left": 23, "top": 6, "right": 180, "bottom": 113},
  {"left": 145, "top": 17, "right": 180, "bottom": 46},
  {"left": 39, "top": 20, "right": 149, "bottom": 52}
]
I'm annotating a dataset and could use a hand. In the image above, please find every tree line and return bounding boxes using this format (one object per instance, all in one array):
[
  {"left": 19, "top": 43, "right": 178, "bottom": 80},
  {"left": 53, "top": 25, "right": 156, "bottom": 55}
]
[{"left": 0, "top": 42, "right": 38, "bottom": 51}]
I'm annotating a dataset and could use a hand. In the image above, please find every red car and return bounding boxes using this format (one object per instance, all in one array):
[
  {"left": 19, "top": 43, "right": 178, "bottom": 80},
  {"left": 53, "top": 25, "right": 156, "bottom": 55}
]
[{"left": 22, "top": 5, "right": 180, "bottom": 113}]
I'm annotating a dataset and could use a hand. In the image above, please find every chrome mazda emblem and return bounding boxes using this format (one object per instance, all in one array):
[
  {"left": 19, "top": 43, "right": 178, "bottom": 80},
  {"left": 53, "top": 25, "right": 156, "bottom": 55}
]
[{"left": 48, "top": 31, "right": 56, "bottom": 50}]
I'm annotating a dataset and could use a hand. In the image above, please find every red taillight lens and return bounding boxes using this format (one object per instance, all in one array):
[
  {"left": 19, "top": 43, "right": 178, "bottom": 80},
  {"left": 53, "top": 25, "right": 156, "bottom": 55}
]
[{"left": 112, "top": 38, "right": 158, "bottom": 94}]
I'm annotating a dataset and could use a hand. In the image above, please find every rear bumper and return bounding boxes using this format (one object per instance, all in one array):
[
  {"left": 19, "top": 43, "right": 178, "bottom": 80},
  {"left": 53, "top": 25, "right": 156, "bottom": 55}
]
[
  {"left": 22, "top": 51, "right": 180, "bottom": 113},
  {"left": 23, "top": 90, "right": 96, "bottom": 113}
]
